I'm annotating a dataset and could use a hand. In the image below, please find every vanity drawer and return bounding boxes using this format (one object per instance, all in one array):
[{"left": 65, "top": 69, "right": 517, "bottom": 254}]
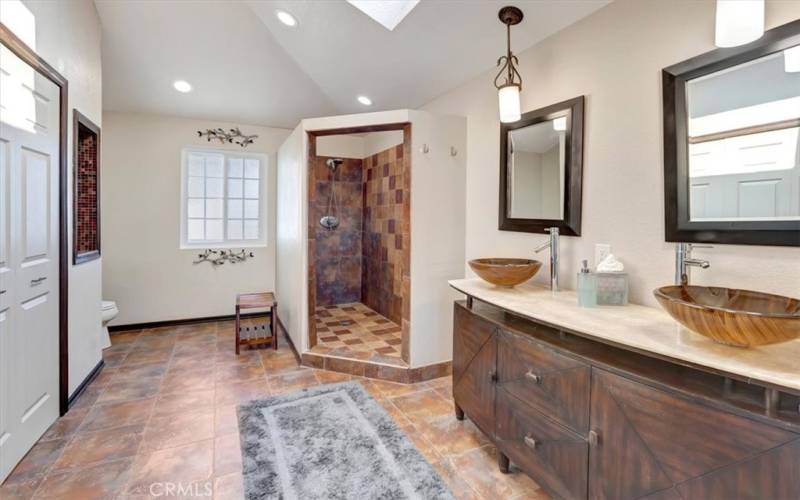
[
  {"left": 497, "top": 328, "right": 591, "bottom": 434},
  {"left": 496, "top": 387, "right": 588, "bottom": 500}
]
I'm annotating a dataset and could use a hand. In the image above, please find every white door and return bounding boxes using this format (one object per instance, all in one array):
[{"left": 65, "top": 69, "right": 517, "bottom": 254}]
[{"left": 0, "top": 42, "right": 61, "bottom": 482}]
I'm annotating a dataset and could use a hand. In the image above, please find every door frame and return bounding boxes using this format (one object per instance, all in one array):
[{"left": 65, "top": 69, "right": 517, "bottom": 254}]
[
  {"left": 0, "top": 23, "right": 70, "bottom": 415},
  {"left": 305, "top": 122, "right": 412, "bottom": 361}
]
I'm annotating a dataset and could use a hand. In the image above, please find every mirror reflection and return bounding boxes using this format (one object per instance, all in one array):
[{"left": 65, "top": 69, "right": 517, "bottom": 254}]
[
  {"left": 507, "top": 117, "right": 566, "bottom": 220},
  {"left": 687, "top": 45, "right": 800, "bottom": 222}
]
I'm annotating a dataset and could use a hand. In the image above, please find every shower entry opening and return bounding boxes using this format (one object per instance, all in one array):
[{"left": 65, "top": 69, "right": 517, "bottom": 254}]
[{"left": 306, "top": 123, "right": 411, "bottom": 370}]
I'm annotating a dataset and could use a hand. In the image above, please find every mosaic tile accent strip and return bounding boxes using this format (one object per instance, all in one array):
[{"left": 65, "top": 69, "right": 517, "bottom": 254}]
[{"left": 76, "top": 124, "right": 99, "bottom": 255}]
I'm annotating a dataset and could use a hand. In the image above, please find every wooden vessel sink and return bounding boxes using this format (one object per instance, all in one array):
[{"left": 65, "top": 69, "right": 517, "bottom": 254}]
[
  {"left": 654, "top": 285, "right": 800, "bottom": 347},
  {"left": 468, "top": 258, "right": 542, "bottom": 287}
]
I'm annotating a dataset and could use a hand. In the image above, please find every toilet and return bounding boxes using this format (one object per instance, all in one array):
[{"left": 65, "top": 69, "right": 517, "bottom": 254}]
[{"left": 100, "top": 300, "right": 119, "bottom": 349}]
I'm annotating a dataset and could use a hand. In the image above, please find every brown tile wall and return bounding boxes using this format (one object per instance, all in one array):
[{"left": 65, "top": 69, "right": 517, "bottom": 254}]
[
  {"left": 312, "top": 157, "right": 364, "bottom": 306},
  {"left": 76, "top": 126, "right": 98, "bottom": 254},
  {"left": 362, "top": 144, "right": 405, "bottom": 324}
]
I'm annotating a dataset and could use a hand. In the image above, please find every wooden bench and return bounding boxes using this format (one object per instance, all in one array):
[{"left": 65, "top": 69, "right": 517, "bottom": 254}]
[{"left": 235, "top": 292, "right": 278, "bottom": 354}]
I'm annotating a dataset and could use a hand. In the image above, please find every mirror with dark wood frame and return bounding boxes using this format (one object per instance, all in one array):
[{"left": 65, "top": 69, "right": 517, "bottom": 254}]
[
  {"left": 499, "top": 96, "right": 584, "bottom": 236},
  {"left": 662, "top": 19, "right": 800, "bottom": 247}
]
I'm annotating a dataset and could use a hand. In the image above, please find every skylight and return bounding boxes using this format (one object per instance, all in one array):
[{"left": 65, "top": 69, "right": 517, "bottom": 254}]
[{"left": 346, "top": 0, "right": 420, "bottom": 31}]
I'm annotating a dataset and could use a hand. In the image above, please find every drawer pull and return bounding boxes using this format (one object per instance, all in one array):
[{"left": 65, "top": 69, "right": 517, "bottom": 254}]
[
  {"left": 489, "top": 370, "right": 498, "bottom": 383},
  {"left": 588, "top": 430, "right": 600, "bottom": 447},
  {"left": 0, "top": 290, "right": 5, "bottom": 294},
  {"left": 525, "top": 370, "right": 541, "bottom": 383},
  {"left": 31, "top": 277, "right": 47, "bottom": 285},
  {"left": 524, "top": 435, "right": 538, "bottom": 450}
]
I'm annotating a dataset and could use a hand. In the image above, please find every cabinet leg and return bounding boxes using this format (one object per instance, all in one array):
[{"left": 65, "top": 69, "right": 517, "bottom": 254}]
[
  {"left": 498, "top": 452, "right": 510, "bottom": 474},
  {"left": 454, "top": 403, "right": 464, "bottom": 421}
]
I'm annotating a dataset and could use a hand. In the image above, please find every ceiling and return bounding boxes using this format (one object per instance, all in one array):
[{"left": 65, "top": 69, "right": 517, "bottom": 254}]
[{"left": 97, "top": 0, "right": 610, "bottom": 129}]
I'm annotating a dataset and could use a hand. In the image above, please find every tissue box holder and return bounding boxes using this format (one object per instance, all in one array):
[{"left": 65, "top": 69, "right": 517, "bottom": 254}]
[{"left": 596, "top": 272, "right": 628, "bottom": 305}]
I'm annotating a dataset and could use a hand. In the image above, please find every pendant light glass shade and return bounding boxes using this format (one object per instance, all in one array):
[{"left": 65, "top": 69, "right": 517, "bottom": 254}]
[
  {"left": 784, "top": 45, "right": 800, "bottom": 73},
  {"left": 714, "top": 0, "right": 764, "bottom": 48},
  {"left": 498, "top": 84, "right": 521, "bottom": 123}
]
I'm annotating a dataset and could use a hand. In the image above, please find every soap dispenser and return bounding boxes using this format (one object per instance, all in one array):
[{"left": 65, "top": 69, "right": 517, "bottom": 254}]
[{"left": 577, "top": 260, "right": 597, "bottom": 307}]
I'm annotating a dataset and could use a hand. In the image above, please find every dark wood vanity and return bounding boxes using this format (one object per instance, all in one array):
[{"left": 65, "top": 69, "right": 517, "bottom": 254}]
[{"left": 452, "top": 299, "right": 800, "bottom": 500}]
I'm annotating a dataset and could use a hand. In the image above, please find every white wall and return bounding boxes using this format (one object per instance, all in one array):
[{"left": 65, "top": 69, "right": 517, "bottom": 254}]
[
  {"left": 7, "top": 0, "right": 105, "bottom": 396},
  {"left": 407, "top": 110, "right": 467, "bottom": 367},
  {"left": 276, "top": 124, "right": 306, "bottom": 351},
  {"left": 315, "top": 130, "right": 404, "bottom": 159},
  {"left": 422, "top": 0, "right": 800, "bottom": 307},
  {"left": 363, "top": 130, "right": 404, "bottom": 157},
  {"left": 316, "top": 134, "right": 364, "bottom": 159},
  {"left": 101, "top": 112, "right": 290, "bottom": 325}
]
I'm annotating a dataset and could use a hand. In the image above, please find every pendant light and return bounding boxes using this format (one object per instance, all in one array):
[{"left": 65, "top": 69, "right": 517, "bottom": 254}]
[
  {"left": 714, "top": 0, "right": 764, "bottom": 48},
  {"left": 494, "top": 6, "right": 524, "bottom": 123}
]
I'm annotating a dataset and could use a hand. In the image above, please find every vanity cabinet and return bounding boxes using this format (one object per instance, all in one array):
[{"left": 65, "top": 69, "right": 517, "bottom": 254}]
[{"left": 452, "top": 301, "right": 800, "bottom": 500}]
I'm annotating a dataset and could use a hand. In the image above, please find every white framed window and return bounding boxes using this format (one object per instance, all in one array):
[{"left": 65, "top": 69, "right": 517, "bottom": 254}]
[{"left": 180, "top": 148, "right": 268, "bottom": 248}]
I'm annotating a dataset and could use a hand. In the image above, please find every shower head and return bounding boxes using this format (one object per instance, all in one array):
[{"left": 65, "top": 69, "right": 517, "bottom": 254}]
[{"left": 326, "top": 158, "right": 344, "bottom": 171}]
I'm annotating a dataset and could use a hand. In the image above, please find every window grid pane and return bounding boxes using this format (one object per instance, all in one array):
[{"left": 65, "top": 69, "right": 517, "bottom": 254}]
[{"left": 184, "top": 151, "right": 263, "bottom": 245}]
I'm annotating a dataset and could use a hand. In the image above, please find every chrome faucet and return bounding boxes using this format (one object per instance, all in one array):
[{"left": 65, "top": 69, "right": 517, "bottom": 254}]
[
  {"left": 534, "top": 227, "right": 559, "bottom": 292},
  {"left": 675, "top": 243, "right": 711, "bottom": 286}
]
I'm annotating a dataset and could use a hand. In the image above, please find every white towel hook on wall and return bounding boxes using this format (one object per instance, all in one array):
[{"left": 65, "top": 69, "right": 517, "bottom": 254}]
[
  {"left": 450, "top": 146, "right": 458, "bottom": 157},
  {"left": 421, "top": 143, "right": 430, "bottom": 154}
]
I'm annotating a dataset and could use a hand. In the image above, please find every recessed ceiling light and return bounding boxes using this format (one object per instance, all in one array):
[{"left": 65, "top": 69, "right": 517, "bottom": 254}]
[
  {"left": 357, "top": 95, "right": 373, "bottom": 106},
  {"left": 173, "top": 80, "right": 192, "bottom": 93},
  {"left": 275, "top": 9, "right": 298, "bottom": 27}
]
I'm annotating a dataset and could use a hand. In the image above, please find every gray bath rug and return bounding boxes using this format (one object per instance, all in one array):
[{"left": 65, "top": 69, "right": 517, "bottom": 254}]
[{"left": 237, "top": 381, "right": 454, "bottom": 500}]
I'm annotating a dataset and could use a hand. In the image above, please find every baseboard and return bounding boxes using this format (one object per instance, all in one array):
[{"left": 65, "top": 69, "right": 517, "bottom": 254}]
[
  {"left": 109, "top": 311, "right": 270, "bottom": 333},
  {"left": 276, "top": 317, "right": 301, "bottom": 363},
  {"left": 67, "top": 359, "right": 104, "bottom": 409}
]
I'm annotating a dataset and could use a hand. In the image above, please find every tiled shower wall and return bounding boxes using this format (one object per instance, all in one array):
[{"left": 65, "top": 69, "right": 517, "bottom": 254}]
[
  {"left": 312, "top": 156, "right": 364, "bottom": 306},
  {"left": 362, "top": 144, "right": 405, "bottom": 324}
]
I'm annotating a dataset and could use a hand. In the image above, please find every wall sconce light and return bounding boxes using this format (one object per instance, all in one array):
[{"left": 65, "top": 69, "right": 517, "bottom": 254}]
[
  {"left": 714, "top": 0, "right": 764, "bottom": 48},
  {"left": 494, "top": 6, "right": 524, "bottom": 123}
]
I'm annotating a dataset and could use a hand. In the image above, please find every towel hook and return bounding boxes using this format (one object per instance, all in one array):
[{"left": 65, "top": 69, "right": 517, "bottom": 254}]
[
  {"left": 450, "top": 146, "right": 458, "bottom": 157},
  {"left": 421, "top": 144, "right": 430, "bottom": 154}
]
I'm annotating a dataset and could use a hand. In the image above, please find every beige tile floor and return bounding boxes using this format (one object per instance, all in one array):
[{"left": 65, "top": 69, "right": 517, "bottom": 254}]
[{"left": 0, "top": 319, "right": 549, "bottom": 500}]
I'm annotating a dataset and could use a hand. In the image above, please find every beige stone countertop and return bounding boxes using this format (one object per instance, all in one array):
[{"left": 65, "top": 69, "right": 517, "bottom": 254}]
[{"left": 449, "top": 278, "right": 800, "bottom": 393}]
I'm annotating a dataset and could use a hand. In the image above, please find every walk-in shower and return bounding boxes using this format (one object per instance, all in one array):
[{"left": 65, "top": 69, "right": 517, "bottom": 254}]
[{"left": 307, "top": 130, "right": 411, "bottom": 370}]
